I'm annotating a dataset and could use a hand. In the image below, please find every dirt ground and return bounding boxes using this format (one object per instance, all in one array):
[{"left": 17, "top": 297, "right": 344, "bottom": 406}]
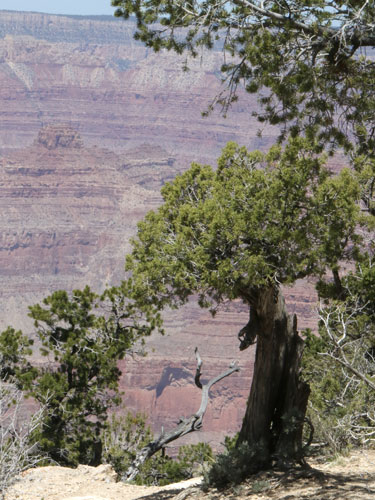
[{"left": 6, "top": 449, "right": 375, "bottom": 500}]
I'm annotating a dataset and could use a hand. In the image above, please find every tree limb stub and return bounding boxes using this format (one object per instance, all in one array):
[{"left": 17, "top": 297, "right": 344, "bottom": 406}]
[
  {"left": 121, "top": 349, "right": 239, "bottom": 482},
  {"left": 194, "top": 347, "right": 203, "bottom": 389}
]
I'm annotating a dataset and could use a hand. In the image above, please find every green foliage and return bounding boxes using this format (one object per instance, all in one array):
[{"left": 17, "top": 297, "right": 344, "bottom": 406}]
[
  {"left": 112, "top": 0, "right": 375, "bottom": 152},
  {"left": 102, "top": 411, "right": 154, "bottom": 475},
  {"left": 137, "top": 442, "right": 213, "bottom": 486},
  {"left": 0, "top": 284, "right": 157, "bottom": 467},
  {"left": 176, "top": 442, "right": 213, "bottom": 477},
  {"left": 102, "top": 411, "right": 213, "bottom": 485},
  {"left": 127, "top": 138, "right": 361, "bottom": 311},
  {"left": 222, "top": 433, "right": 238, "bottom": 452},
  {"left": 134, "top": 453, "right": 185, "bottom": 486},
  {"left": 112, "top": 0, "right": 375, "bottom": 225},
  {"left": 0, "top": 328, "right": 34, "bottom": 384},
  {"left": 203, "top": 441, "right": 267, "bottom": 488}
]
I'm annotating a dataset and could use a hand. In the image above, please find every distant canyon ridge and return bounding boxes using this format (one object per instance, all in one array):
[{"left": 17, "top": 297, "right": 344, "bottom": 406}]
[{"left": 0, "top": 10, "right": 317, "bottom": 450}]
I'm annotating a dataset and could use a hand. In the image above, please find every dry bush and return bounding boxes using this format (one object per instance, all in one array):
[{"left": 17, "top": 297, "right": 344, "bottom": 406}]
[{"left": 0, "top": 382, "right": 44, "bottom": 499}]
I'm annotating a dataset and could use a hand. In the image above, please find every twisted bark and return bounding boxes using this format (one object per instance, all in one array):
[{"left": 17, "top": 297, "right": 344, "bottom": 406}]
[{"left": 238, "top": 286, "right": 310, "bottom": 469}]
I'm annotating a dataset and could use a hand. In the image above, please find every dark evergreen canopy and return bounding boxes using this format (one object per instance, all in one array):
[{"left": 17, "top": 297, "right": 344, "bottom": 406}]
[
  {"left": 113, "top": 0, "right": 375, "bottom": 151},
  {"left": 127, "top": 138, "right": 361, "bottom": 310}
]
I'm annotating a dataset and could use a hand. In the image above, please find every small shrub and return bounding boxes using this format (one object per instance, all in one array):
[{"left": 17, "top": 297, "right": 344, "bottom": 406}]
[
  {"left": 204, "top": 441, "right": 268, "bottom": 488},
  {"left": 176, "top": 442, "right": 213, "bottom": 477},
  {"left": 251, "top": 479, "right": 270, "bottom": 493},
  {"left": 135, "top": 453, "right": 186, "bottom": 486},
  {"left": 102, "top": 411, "right": 213, "bottom": 485},
  {"left": 135, "top": 443, "right": 213, "bottom": 486},
  {"left": 102, "top": 410, "right": 153, "bottom": 477}
]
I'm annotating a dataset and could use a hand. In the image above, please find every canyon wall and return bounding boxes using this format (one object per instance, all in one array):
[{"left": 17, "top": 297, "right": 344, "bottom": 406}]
[
  {"left": 0, "top": 10, "right": 276, "bottom": 165},
  {"left": 0, "top": 11, "right": 317, "bottom": 451}
]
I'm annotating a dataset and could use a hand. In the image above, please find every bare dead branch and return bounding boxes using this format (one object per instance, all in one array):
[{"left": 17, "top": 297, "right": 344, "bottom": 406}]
[
  {"left": 318, "top": 301, "right": 375, "bottom": 392},
  {"left": 121, "top": 348, "right": 239, "bottom": 482},
  {"left": 194, "top": 347, "right": 203, "bottom": 389},
  {"left": 0, "top": 382, "right": 45, "bottom": 500}
]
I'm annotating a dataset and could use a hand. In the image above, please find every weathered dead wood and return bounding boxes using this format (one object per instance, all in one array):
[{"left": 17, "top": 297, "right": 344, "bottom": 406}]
[{"left": 121, "top": 348, "right": 239, "bottom": 482}]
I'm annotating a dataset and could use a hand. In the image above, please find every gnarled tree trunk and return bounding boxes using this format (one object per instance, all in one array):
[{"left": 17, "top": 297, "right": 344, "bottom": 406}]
[{"left": 238, "top": 286, "right": 310, "bottom": 469}]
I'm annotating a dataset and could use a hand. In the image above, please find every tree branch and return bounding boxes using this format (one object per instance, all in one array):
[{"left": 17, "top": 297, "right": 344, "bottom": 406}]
[
  {"left": 238, "top": 0, "right": 333, "bottom": 38},
  {"left": 194, "top": 347, "right": 203, "bottom": 389},
  {"left": 121, "top": 348, "right": 239, "bottom": 482},
  {"left": 236, "top": 0, "right": 375, "bottom": 48},
  {"left": 321, "top": 351, "right": 375, "bottom": 392}
]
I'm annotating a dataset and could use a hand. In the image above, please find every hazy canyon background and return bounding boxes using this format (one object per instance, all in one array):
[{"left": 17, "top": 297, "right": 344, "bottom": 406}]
[{"left": 0, "top": 10, "right": 318, "bottom": 451}]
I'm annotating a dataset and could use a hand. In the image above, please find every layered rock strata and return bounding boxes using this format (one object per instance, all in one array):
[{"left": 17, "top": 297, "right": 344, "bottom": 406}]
[{"left": 0, "top": 10, "right": 276, "bottom": 166}]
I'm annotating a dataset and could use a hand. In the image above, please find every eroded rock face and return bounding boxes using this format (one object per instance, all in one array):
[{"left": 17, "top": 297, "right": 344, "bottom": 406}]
[
  {"left": 36, "top": 125, "right": 84, "bottom": 150},
  {"left": 0, "top": 126, "right": 160, "bottom": 330},
  {"left": 0, "top": 10, "right": 277, "bottom": 166}
]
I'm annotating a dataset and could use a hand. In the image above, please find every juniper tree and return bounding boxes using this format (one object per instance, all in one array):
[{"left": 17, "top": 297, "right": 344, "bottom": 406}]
[
  {"left": 126, "top": 137, "right": 362, "bottom": 471},
  {"left": 111, "top": 0, "right": 375, "bottom": 477},
  {"left": 0, "top": 284, "right": 159, "bottom": 466}
]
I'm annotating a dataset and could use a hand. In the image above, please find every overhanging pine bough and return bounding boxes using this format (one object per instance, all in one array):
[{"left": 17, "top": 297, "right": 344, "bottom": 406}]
[{"left": 112, "top": 0, "right": 375, "bottom": 151}]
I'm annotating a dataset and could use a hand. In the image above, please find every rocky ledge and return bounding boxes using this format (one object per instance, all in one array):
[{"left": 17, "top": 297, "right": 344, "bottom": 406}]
[{"left": 35, "top": 124, "right": 84, "bottom": 150}]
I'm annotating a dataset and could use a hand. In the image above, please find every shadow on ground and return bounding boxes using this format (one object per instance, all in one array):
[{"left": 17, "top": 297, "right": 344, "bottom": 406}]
[{"left": 171, "top": 467, "right": 375, "bottom": 500}]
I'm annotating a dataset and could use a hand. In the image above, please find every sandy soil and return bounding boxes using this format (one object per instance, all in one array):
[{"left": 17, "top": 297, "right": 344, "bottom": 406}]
[
  {"left": 198, "top": 450, "right": 375, "bottom": 500},
  {"left": 6, "top": 450, "right": 375, "bottom": 500}
]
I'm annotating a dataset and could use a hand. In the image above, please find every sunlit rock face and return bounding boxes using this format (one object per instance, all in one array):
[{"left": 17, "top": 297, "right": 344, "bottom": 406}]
[
  {"left": 0, "top": 10, "right": 277, "bottom": 166},
  {"left": 0, "top": 125, "right": 161, "bottom": 330},
  {"left": 0, "top": 11, "right": 318, "bottom": 449}
]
